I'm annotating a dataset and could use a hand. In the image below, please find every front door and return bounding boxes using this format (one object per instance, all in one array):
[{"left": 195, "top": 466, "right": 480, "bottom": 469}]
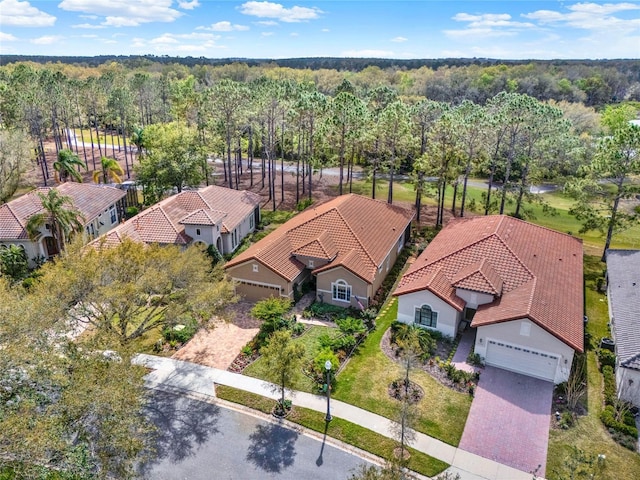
[{"left": 44, "top": 236, "right": 59, "bottom": 257}]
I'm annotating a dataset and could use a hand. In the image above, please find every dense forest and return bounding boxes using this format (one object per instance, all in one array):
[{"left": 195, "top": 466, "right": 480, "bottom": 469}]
[{"left": 0, "top": 57, "right": 638, "bottom": 237}]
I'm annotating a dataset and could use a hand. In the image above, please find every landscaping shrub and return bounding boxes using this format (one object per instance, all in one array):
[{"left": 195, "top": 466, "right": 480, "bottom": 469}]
[
  {"left": 251, "top": 297, "right": 293, "bottom": 322},
  {"left": 390, "top": 321, "right": 437, "bottom": 360},
  {"left": 296, "top": 198, "right": 313, "bottom": 211},
  {"left": 336, "top": 316, "right": 366, "bottom": 338},
  {"left": 466, "top": 352, "right": 484, "bottom": 367},
  {"left": 600, "top": 405, "right": 639, "bottom": 438},
  {"left": 309, "top": 347, "right": 339, "bottom": 390},
  {"left": 597, "top": 348, "right": 616, "bottom": 370},
  {"left": 162, "top": 316, "right": 198, "bottom": 345},
  {"left": 304, "top": 302, "right": 350, "bottom": 320},
  {"left": 360, "top": 307, "right": 378, "bottom": 329},
  {"left": 602, "top": 365, "right": 617, "bottom": 406}
]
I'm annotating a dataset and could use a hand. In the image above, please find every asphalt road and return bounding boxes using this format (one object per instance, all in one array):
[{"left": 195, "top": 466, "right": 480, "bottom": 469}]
[{"left": 140, "top": 390, "right": 373, "bottom": 480}]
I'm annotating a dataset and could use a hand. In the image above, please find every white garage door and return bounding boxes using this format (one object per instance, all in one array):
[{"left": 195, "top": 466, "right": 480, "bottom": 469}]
[{"left": 486, "top": 340, "right": 558, "bottom": 382}]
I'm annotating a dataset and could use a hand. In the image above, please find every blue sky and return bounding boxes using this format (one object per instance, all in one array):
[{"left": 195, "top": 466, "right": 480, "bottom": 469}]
[{"left": 1, "top": 1, "right": 639, "bottom": 59}]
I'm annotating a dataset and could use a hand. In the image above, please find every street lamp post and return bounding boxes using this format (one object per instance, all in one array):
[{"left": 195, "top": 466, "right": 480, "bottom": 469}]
[{"left": 324, "top": 360, "right": 332, "bottom": 422}]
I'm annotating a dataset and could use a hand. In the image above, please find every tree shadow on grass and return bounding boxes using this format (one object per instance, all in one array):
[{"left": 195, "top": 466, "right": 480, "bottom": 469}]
[
  {"left": 139, "top": 390, "right": 220, "bottom": 475},
  {"left": 246, "top": 421, "right": 298, "bottom": 473}
]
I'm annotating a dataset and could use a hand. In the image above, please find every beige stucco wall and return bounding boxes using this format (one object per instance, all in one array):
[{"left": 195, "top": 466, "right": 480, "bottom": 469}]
[
  {"left": 396, "top": 290, "right": 461, "bottom": 338},
  {"left": 474, "top": 318, "right": 575, "bottom": 384},
  {"left": 316, "top": 267, "right": 370, "bottom": 309},
  {"left": 226, "top": 260, "right": 290, "bottom": 301}
]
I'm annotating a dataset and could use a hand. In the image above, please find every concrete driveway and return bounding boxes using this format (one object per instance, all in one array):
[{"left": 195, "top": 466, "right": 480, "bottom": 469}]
[{"left": 459, "top": 366, "right": 554, "bottom": 477}]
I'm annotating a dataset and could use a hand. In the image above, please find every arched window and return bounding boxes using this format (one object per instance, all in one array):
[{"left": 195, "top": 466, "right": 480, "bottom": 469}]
[
  {"left": 415, "top": 304, "right": 438, "bottom": 328},
  {"left": 332, "top": 279, "right": 352, "bottom": 302}
]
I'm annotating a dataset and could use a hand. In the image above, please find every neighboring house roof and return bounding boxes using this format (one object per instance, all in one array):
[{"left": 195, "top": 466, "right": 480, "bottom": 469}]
[
  {"left": 606, "top": 249, "right": 640, "bottom": 371},
  {"left": 90, "top": 185, "right": 260, "bottom": 247},
  {"left": 0, "top": 183, "right": 125, "bottom": 240},
  {"left": 225, "top": 194, "right": 415, "bottom": 284},
  {"left": 394, "top": 215, "right": 584, "bottom": 352}
]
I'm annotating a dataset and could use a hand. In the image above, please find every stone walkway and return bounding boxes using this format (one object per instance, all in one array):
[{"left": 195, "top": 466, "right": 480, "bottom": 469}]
[
  {"left": 172, "top": 302, "right": 260, "bottom": 370},
  {"left": 451, "top": 328, "right": 478, "bottom": 374}
]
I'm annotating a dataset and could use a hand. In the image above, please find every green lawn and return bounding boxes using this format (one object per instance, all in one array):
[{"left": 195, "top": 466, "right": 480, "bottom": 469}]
[
  {"left": 333, "top": 298, "right": 472, "bottom": 447},
  {"left": 215, "top": 385, "right": 449, "bottom": 478},
  {"left": 242, "top": 325, "right": 341, "bottom": 393},
  {"left": 546, "top": 255, "right": 640, "bottom": 480}
]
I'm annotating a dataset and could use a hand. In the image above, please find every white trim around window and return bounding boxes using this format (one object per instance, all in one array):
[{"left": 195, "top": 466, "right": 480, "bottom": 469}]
[{"left": 331, "top": 279, "right": 352, "bottom": 303}]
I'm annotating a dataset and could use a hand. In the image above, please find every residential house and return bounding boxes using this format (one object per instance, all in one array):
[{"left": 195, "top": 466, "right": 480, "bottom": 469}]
[
  {"left": 0, "top": 183, "right": 126, "bottom": 265},
  {"left": 605, "top": 249, "right": 640, "bottom": 406},
  {"left": 394, "top": 215, "right": 584, "bottom": 384},
  {"left": 225, "top": 194, "right": 414, "bottom": 307},
  {"left": 93, "top": 185, "right": 261, "bottom": 254}
]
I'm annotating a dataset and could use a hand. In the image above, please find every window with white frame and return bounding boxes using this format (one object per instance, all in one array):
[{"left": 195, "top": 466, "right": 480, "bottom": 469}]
[
  {"left": 332, "top": 280, "right": 352, "bottom": 303},
  {"left": 249, "top": 215, "right": 254, "bottom": 229},
  {"left": 109, "top": 205, "right": 117, "bottom": 224},
  {"left": 252, "top": 264, "right": 259, "bottom": 272},
  {"left": 397, "top": 234, "right": 404, "bottom": 253},
  {"left": 414, "top": 304, "right": 438, "bottom": 328},
  {"left": 308, "top": 259, "right": 314, "bottom": 268}
]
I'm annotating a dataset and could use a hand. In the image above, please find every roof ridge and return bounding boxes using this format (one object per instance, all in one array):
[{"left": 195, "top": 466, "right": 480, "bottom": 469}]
[
  {"left": 498, "top": 214, "right": 581, "bottom": 241},
  {"left": 333, "top": 207, "right": 377, "bottom": 267},
  {"left": 491, "top": 232, "right": 535, "bottom": 280}
]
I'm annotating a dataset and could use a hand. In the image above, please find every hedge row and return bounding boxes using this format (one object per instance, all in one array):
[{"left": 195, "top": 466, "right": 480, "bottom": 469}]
[{"left": 600, "top": 405, "right": 639, "bottom": 438}]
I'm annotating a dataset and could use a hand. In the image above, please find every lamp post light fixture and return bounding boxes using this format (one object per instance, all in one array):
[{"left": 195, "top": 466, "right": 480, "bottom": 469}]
[{"left": 324, "top": 360, "right": 332, "bottom": 422}]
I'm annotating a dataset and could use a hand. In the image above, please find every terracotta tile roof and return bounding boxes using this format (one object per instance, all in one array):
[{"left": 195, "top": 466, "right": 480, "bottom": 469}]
[
  {"left": 0, "top": 184, "right": 125, "bottom": 240},
  {"left": 180, "top": 208, "right": 227, "bottom": 226},
  {"left": 226, "top": 194, "right": 414, "bottom": 283},
  {"left": 606, "top": 250, "right": 640, "bottom": 370},
  {"left": 394, "top": 215, "right": 583, "bottom": 352},
  {"left": 452, "top": 258, "right": 504, "bottom": 295},
  {"left": 292, "top": 231, "right": 339, "bottom": 261},
  {"left": 89, "top": 185, "right": 259, "bottom": 247}
]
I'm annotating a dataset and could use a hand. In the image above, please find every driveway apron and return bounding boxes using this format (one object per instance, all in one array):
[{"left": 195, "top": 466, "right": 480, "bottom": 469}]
[{"left": 459, "top": 366, "right": 553, "bottom": 477}]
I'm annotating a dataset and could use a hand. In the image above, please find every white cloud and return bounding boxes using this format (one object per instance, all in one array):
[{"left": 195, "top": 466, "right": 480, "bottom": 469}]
[
  {"left": 445, "top": 27, "right": 517, "bottom": 39},
  {"left": 31, "top": 35, "right": 62, "bottom": 45},
  {"left": 72, "top": 23, "right": 106, "bottom": 29},
  {"left": 59, "top": 0, "right": 182, "bottom": 27},
  {"left": 321, "top": 28, "right": 329, "bottom": 32},
  {"left": 0, "top": 31, "right": 18, "bottom": 41},
  {"left": 78, "top": 34, "right": 98, "bottom": 38},
  {"left": 199, "top": 21, "right": 249, "bottom": 31},
  {"left": 178, "top": 0, "right": 200, "bottom": 10},
  {"left": 256, "top": 20, "right": 278, "bottom": 26},
  {"left": 239, "top": 1, "right": 322, "bottom": 23},
  {"left": 79, "top": 15, "right": 97, "bottom": 20},
  {"left": 451, "top": 12, "right": 535, "bottom": 29},
  {"left": 131, "top": 31, "right": 228, "bottom": 55},
  {"left": 523, "top": 1, "right": 640, "bottom": 32},
  {"left": 341, "top": 49, "right": 395, "bottom": 58},
  {"left": 261, "top": 31, "right": 274, "bottom": 36},
  {"left": 0, "top": 0, "right": 56, "bottom": 27},
  {"left": 290, "top": 32, "right": 298, "bottom": 37},
  {"left": 391, "top": 36, "right": 407, "bottom": 43}
]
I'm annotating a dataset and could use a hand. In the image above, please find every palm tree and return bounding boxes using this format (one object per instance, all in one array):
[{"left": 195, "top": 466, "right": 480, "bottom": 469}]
[
  {"left": 130, "top": 126, "right": 145, "bottom": 162},
  {"left": 93, "top": 156, "right": 124, "bottom": 184},
  {"left": 26, "top": 189, "right": 85, "bottom": 255},
  {"left": 53, "top": 148, "right": 86, "bottom": 183}
]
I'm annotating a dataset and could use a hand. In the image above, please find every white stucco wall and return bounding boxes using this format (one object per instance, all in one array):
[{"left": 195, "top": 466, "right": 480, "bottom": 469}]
[
  {"left": 474, "top": 318, "right": 575, "bottom": 384},
  {"left": 616, "top": 366, "right": 640, "bottom": 407},
  {"left": 455, "top": 288, "right": 495, "bottom": 308},
  {"left": 222, "top": 212, "right": 256, "bottom": 254},
  {"left": 183, "top": 224, "right": 219, "bottom": 247},
  {"left": 396, "top": 290, "right": 461, "bottom": 339}
]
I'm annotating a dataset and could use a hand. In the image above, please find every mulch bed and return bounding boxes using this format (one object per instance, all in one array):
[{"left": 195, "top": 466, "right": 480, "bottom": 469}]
[
  {"left": 228, "top": 352, "right": 260, "bottom": 373},
  {"left": 381, "top": 328, "right": 474, "bottom": 394}
]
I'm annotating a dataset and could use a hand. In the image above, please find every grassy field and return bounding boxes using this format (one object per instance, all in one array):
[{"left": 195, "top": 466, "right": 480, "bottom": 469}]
[
  {"left": 215, "top": 385, "right": 449, "bottom": 478},
  {"left": 545, "top": 255, "right": 640, "bottom": 480},
  {"left": 242, "top": 325, "right": 341, "bottom": 393},
  {"left": 333, "top": 298, "right": 472, "bottom": 447}
]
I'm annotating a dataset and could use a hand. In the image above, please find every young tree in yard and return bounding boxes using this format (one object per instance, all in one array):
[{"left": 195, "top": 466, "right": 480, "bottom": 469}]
[
  {"left": 260, "top": 330, "right": 306, "bottom": 414},
  {"left": 134, "top": 121, "right": 207, "bottom": 204},
  {"left": 26, "top": 188, "right": 85, "bottom": 254},
  {"left": 0, "top": 128, "right": 33, "bottom": 204},
  {"left": 93, "top": 156, "right": 124, "bottom": 184},
  {"left": 53, "top": 148, "right": 86, "bottom": 183},
  {"left": 0, "top": 278, "right": 153, "bottom": 479},
  {"left": 39, "top": 239, "right": 236, "bottom": 344},
  {"left": 566, "top": 120, "right": 640, "bottom": 261},
  {"left": 0, "top": 245, "right": 29, "bottom": 282}
]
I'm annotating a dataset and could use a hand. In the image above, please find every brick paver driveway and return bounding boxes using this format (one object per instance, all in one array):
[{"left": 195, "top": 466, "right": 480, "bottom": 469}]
[{"left": 459, "top": 366, "right": 553, "bottom": 477}]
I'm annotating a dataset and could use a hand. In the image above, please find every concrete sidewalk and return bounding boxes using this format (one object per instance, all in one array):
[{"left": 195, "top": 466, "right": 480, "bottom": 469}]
[{"left": 134, "top": 354, "right": 537, "bottom": 480}]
